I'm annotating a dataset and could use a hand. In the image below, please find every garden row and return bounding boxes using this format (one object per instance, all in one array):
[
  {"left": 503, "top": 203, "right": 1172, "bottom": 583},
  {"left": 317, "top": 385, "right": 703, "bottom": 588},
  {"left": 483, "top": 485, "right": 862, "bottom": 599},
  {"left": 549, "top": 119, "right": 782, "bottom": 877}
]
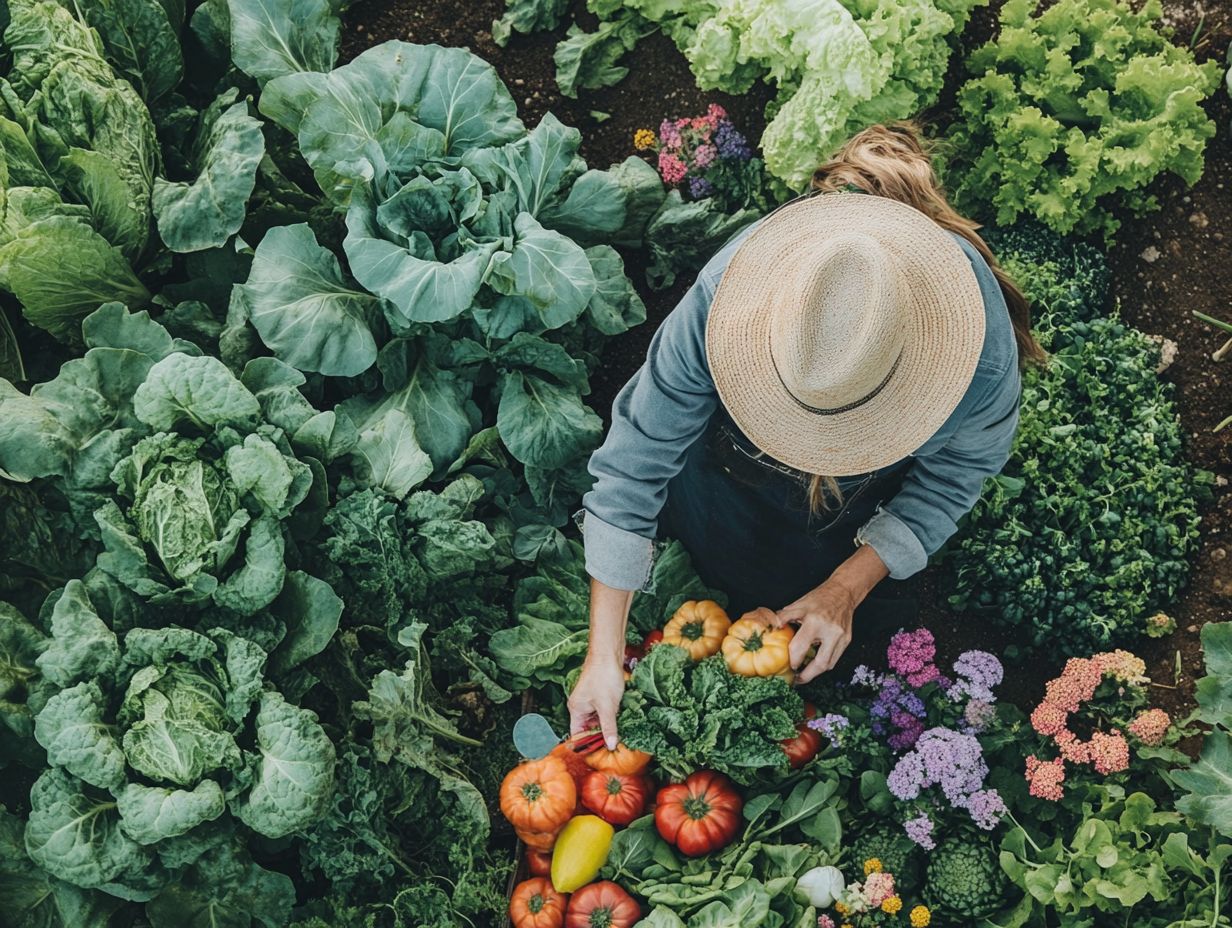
[{"left": 0, "top": 0, "right": 1226, "bottom": 926}]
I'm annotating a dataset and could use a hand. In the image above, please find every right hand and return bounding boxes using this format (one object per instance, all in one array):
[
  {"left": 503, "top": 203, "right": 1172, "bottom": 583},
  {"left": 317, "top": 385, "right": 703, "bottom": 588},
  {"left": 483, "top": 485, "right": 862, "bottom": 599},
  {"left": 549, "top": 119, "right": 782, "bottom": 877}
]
[{"left": 567, "top": 657, "right": 626, "bottom": 750}]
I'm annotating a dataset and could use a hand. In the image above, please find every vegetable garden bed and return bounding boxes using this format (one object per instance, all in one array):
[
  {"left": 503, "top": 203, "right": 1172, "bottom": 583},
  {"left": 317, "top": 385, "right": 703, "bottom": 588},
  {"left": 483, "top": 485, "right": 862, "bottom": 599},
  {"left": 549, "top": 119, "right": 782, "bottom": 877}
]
[{"left": 0, "top": 0, "right": 1230, "bottom": 927}]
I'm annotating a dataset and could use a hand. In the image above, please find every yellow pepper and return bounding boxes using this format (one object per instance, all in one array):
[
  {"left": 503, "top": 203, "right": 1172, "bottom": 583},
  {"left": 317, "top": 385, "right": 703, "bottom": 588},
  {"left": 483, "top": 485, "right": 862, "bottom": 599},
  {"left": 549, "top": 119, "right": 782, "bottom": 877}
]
[
  {"left": 722, "top": 609, "right": 793, "bottom": 677},
  {"left": 550, "top": 814, "right": 614, "bottom": 892},
  {"left": 662, "top": 600, "right": 731, "bottom": 660}
]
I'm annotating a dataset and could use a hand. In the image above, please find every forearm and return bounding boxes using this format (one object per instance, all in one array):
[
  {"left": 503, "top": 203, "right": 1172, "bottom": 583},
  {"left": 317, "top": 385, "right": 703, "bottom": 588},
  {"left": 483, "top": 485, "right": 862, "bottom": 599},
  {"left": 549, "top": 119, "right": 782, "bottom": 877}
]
[
  {"left": 822, "top": 544, "right": 889, "bottom": 609},
  {"left": 585, "top": 577, "right": 634, "bottom": 670}
]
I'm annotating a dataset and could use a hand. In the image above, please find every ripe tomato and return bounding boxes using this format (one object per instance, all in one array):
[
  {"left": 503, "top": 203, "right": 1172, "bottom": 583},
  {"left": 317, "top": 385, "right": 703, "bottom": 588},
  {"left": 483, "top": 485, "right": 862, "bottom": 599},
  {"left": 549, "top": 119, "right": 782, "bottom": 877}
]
[
  {"left": 781, "top": 701, "right": 823, "bottom": 769},
  {"left": 510, "top": 877, "right": 567, "bottom": 928},
  {"left": 580, "top": 771, "right": 650, "bottom": 826},
  {"left": 564, "top": 880, "right": 640, "bottom": 928},
  {"left": 526, "top": 848, "right": 552, "bottom": 877},
  {"left": 654, "top": 770, "right": 743, "bottom": 856}
]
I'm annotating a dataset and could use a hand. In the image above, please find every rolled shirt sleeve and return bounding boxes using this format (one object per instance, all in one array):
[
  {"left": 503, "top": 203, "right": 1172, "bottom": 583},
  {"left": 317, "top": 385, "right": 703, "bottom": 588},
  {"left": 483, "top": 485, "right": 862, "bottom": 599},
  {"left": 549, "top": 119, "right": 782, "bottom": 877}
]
[
  {"left": 856, "top": 364, "right": 1022, "bottom": 579},
  {"left": 580, "top": 277, "right": 720, "bottom": 590}
]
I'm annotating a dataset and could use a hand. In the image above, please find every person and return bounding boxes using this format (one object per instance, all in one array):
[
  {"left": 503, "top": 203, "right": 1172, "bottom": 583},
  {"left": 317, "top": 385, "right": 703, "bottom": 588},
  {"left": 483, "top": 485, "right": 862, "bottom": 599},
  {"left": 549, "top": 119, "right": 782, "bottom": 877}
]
[{"left": 567, "top": 122, "right": 1044, "bottom": 748}]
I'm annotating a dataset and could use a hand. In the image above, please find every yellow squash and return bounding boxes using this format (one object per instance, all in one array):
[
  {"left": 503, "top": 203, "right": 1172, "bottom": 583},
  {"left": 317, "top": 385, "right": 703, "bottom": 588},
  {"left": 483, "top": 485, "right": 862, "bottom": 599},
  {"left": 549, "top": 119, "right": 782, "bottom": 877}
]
[
  {"left": 722, "top": 609, "right": 794, "bottom": 677},
  {"left": 662, "top": 600, "right": 731, "bottom": 660},
  {"left": 550, "top": 814, "right": 614, "bottom": 892}
]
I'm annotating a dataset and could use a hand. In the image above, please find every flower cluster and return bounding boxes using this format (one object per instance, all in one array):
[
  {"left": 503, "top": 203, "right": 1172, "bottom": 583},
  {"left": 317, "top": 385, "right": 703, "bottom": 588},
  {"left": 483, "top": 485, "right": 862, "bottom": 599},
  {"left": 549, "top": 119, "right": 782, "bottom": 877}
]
[
  {"left": 888, "top": 727, "right": 1007, "bottom": 842},
  {"left": 808, "top": 712, "right": 853, "bottom": 745},
  {"left": 633, "top": 105, "right": 767, "bottom": 208},
  {"left": 819, "top": 859, "right": 930, "bottom": 927},
  {"left": 1024, "top": 650, "right": 1169, "bottom": 801},
  {"left": 1144, "top": 611, "right": 1177, "bottom": 638}
]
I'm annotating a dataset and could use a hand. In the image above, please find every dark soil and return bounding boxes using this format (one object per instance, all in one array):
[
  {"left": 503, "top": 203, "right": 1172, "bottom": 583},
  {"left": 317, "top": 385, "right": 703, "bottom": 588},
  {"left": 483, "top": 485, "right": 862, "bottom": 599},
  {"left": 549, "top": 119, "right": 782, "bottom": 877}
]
[{"left": 342, "top": 0, "right": 1231, "bottom": 728}]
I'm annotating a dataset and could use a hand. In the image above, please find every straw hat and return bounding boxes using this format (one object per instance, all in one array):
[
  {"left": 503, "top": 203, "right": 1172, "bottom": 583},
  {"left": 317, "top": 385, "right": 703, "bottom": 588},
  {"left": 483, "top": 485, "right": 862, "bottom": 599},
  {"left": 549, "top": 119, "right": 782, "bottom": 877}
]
[{"left": 705, "top": 193, "right": 986, "bottom": 477}]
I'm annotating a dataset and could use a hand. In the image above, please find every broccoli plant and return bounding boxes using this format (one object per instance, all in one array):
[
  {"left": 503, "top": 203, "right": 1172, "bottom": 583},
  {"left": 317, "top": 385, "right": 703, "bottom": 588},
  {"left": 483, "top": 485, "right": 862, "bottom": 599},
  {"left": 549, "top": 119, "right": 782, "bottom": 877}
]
[
  {"left": 846, "top": 820, "right": 925, "bottom": 894},
  {"left": 923, "top": 834, "right": 1008, "bottom": 922}
]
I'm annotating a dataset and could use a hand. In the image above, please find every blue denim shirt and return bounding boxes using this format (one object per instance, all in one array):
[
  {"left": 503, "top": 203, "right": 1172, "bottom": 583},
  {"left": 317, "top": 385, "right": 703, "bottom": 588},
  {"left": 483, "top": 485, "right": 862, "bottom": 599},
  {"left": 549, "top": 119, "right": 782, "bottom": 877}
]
[{"left": 581, "top": 217, "right": 1022, "bottom": 591}]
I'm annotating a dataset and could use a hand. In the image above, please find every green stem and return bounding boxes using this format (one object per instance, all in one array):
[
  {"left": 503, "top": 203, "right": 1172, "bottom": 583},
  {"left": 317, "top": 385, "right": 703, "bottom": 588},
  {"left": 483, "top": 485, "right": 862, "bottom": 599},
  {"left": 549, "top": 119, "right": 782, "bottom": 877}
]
[{"left": 1006, "top": 809, "right": 1045, "bottom": 855}]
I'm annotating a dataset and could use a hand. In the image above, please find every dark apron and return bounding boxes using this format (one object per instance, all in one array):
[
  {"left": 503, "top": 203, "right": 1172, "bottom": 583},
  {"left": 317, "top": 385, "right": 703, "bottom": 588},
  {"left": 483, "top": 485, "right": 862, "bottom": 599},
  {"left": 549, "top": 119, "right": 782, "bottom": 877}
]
[{"left": 658, "top": 406, "right": 918, "bottom": 634}]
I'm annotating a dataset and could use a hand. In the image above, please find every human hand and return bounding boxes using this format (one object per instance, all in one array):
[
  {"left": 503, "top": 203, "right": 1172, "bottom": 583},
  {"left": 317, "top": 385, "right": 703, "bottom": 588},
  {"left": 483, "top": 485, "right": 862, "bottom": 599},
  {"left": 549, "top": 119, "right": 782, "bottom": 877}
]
[
  {"left": 772, "top": 578, "right": 858, "bottom": 684},
  {"left": 567, "top": 656, "right": 626, "bottom": 749}
]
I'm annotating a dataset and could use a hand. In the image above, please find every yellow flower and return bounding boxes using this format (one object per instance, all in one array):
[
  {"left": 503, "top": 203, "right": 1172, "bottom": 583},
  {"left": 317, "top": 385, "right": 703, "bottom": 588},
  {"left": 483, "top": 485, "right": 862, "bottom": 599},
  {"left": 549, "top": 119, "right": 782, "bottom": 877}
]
[
  {"left": 881, "top": 895, "right": 902, "bottom": 914},
  {"left": 834, "top": 901, "right": 848, "bottom": 915},
  {"left": 633, "top": 128, "right": 656, "bottom": 150},
  {"left": 841, "top": 923, "right": 853, "bottom": 928},
  {"left": 863, "top": 857, "right": 883, "bottom": 875},
  {"left": 909, "top": 904, "right": 931, "bottom": 926}
]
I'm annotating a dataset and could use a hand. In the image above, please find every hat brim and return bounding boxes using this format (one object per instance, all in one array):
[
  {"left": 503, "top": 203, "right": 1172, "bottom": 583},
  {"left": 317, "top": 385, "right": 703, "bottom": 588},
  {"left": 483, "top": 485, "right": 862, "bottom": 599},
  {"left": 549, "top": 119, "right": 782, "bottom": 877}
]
[{"left": 705, "top": 193, "right": 987, "bottom": 477}]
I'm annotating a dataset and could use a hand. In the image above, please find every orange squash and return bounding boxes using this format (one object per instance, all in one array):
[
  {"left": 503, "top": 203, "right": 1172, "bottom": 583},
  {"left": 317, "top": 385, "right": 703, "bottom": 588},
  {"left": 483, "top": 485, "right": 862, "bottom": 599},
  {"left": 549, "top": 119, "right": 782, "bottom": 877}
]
[
  {"left": 583, "top": 742, "right": 652, "bottom": 776},
  {"left": 501, "top": 756, "right": 577, "bottom": 834},
  {"left": 662, "top": 600, "right": 731, "bottom": 660}
]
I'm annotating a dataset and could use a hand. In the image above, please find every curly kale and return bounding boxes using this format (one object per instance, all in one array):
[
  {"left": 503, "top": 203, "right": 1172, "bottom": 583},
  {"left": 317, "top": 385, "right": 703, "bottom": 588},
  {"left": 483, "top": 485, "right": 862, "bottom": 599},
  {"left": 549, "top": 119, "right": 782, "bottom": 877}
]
[
  {"left": 946, "top": 317, "right": 1208, "bottom": 658},
  {"left": 618, "top": 646, "right": 802, "bottom": 785},
  {"left": 983, "top": 220, "right": 1111, "bottom": 337},
  {"left": 923, "top": 835, "right": 1008, "bottom": 922}
]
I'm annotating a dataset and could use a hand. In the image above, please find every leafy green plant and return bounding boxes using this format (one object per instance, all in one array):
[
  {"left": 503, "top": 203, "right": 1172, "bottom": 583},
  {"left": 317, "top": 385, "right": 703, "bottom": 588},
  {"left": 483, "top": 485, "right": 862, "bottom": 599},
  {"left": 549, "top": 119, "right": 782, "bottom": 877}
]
[
  {"left": 1173, "top": 622, "right": 1232, "bottom": 840},
  {"left": 946, "top": 316, "right": 1208, "bottom": 657},
  {"left": 943, "top": 0, "right": 1222, "bottom": 239},
  {"left": 922, "top": 834, "right": 1006, "bottom": 922}
]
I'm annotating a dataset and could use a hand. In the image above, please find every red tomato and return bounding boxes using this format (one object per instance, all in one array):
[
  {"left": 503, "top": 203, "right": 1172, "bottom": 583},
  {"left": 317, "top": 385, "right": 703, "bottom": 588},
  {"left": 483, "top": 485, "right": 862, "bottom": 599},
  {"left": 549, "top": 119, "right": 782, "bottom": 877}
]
[
  {"left": 580, "top": 771, "right": 649, "bottom": 826},
  {"left": 526, "top": 848, "right": 552, "bottom": 877},
  {"left": 643, "top": 630, "right": 664, "bottom": 649},
  {"left": 781, "top": 701, "right": 823, "bottom": 769},
  {"left": 654, "top": 770, "right": 743, "bottom": 856},
  {"left": 564, "top": 880, "right": 640, "bottom": 928}
]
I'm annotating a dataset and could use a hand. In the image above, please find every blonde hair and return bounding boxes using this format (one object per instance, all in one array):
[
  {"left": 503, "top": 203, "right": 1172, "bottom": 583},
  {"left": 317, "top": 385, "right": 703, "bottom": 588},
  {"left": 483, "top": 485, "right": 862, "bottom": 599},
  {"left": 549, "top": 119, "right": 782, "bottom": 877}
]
[{"left": 803, "top": 121, "right": 1044, "bottom": 512}]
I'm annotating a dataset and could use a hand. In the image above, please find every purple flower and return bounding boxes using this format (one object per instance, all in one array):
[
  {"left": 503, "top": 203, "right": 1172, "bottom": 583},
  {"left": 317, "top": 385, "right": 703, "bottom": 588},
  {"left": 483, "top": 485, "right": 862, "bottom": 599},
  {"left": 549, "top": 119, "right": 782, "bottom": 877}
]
[
  {"left": 693, "top": 143, "right": 718, "bottom": 168},
  {"left": 887, "top": 750, "right": 926, "bottom": 800},
  {"left": 850, "top": 664, "right": 881, "bottom": 688},
  {"left": 966, "top": 788, "right": 1008, "bottom": 830},
  {"left": 904, "top": 813, "right": 936, "bottom": 850},
  {"left": 962, "top": 698, "right": 997, "bottom": 733},
  {"left": 899, "top": 692, "right": 926, "bottom": 718},
  {"left": 887, "top": 628, "right": 936, "bottom": 677},
  {"left": 658, "top": 119, "right": 683, "bottom": 149},
  {"left": 888, "top": 718, "right": 925, "bottom": 751},
  {"left": 807, "top": 713, "right": 850, "bottom": 742},
  {"left": 688, "top": 175, "right": 715, "bottom": 198},
  {"left": 949, "top": 651, "right": 1004, "bottom": 703},
  {"left": 714, "top": 120, "right": 752, "bottom": 161}
]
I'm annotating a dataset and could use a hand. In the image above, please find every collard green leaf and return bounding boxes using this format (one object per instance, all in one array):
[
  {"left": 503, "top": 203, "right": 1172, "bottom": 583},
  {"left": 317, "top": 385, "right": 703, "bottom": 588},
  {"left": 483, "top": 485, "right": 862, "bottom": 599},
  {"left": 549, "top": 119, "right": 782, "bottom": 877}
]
[
  {"left": 153, "top": 99, "right": 266, "bottom": 253},
  {"left": 212, "top": 514, "right": 287, "bottom": 614},
  {"left": 145, "top": 843, "right": 295, "bottom": 928},
  {"left": 36, "top": 581, "right": 122, "bottom": 689},
  {"left": 487, "top": 212, "right": 596, "bottom": 329},
  {"left": 34, "top": 681, "right": 126, "bottom": 791},
  {"left": 0, "top": 216, "right": 150, "bottom": 346},
  {"left": 115, "top": 780, "right": 226, "bottom": 845},
  {"left": 554, "top": 15, "right": 644, "bottom": 98},
  {"left": 462, "top": 112, "right": 580, "bottom": 217},
  {"left": 269, "top": 570, "right": 342, "bottom": 674},
  {"left": 133, "top": 354, "right": 261, "bottom": 431},
  {"left": 342, "top": 405, "right": 433, "bottom": 500},
  {"left": 81, "top": 0, "right": 184, "bottom": 103},
  {"left": 488, "top": 616, "right": 588, "bottom": 684},
  {"left": 496, "top": 370, "right": 601, "bottom": 470},
  {"left": 234, "top": 692, "right": 335, "bottom": 839},
  {"left": 25, "top": 768, "right": 153, "bottom": 890},
  {"left": 1194, "top": 621, "right": 1232, "bottom": 725},
  {"left": 59, "top": 147, "right": 149, "bottom": 260},
  {"left": 583, "top": 245, "right": 646, "bottom": 335},
  {"left": 227, "top": 0, "right": 340, "bottom": 83},
  {"left": 1174, "top": 730, "right": 1232, "bottom": 839},
  {"left": 492, "top": 0, "right": 569, "bottom": 46},
  {"left": 239, "top": 223, "right": 379, "bottom": 376}
]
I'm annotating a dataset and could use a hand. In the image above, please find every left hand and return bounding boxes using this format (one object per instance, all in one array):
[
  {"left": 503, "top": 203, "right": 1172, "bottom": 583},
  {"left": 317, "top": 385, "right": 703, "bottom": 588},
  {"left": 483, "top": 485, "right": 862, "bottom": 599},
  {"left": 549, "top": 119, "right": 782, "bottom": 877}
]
[{"left": 771, "top": 578, "right": 858, "bottom": 684}]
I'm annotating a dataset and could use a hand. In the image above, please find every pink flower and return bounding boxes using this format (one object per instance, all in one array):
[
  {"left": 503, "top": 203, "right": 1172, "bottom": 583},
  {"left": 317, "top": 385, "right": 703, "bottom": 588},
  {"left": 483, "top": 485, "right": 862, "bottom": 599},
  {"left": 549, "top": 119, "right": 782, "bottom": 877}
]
[
  {"left": 694, "top": 143, "right": 717, "bottom": 168},
  {"left": 1092, "top": 649, "right": 1148, "bottom": 684},
  {"left": 1054, "top": 729, "right": 1090, "bottom": 764},
  {"left": 658, "top": 119, "right": 682, "bottom": 149},
  {"left": 657, "top": 151, "right": 687, "bottom": 185},
  {"left": 1128, "top": 708, "right": 1170, "bottom": 746},
  {"left": 1025, "top": 755, "right": 1066, "bottom": 801},
  {"left": 707, "top": 103, "right": 728, "bottom": 120},
  {"left": 1088, "top": 730, "right": 1130, "bottom": 774},
  {"left": 818, "top": 917, "right": 836, "bottom": 928},
  {"left": 863, "top": 871, "right": 896, "bottom": 907},
  {"left": 1030, "top": 701, "right": 1069, "bottom": 736},
  {"left": 1044, "top": 658, "right": 1101, "bottom": 711}
]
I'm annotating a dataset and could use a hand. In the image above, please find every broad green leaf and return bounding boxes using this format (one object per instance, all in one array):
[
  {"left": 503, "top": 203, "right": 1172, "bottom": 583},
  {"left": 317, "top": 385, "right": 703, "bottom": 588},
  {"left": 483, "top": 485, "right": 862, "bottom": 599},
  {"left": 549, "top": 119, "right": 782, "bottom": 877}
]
[
  {"left": 34, "top": 681, "right": 126, "bottom": 790},
  {"left": 133, "top": 354, "right": 261, "bottom": 431},
  {"left": 153, "top": 100, "right": 265, "bottom": 253},
  {"left": 554, "top": 16, "right": 644, "bottom": 98},
  {"left": 344, "top": 407, "right": 433, "bottom": 500},
  {"left": 212, "top": 514, "right": 287, "bottom": 614},
  {"left": 146, "top": 844, "right": 294, "bottom": 928},
  {"left": 25, "top": 768, "right": 152, "bottom": 890},
  {"left": 491, "top": 0, "right": 568, "bottom": 46},
  {"left": 0, "top": 601, "right": 43, "bottom": 738},
  {"left": 1195, "top": 621, "right": 1232, "bottom": 724},
  {"left": 1174, "top": 729, "right": 1232, "bottom": 839},
  {"left": 239, "top": 223, "right": 379, "bottom": 376},
  {"left": 59, "top": 148, "right": 149, "bottom": 260},
  {"left": 269, "top": 571, "right": 342, "bottom": 674},
  {"left": 234, "top": 692, "right": 335, "bottom": 839},
  {"left": 585, "top": 245, "right": 646, "bottom": 334},
  {"left": 493, "top": 332, "right": 589, "bottom": 389},
  {"left": 541, "top": 156, "right": 664, "bottom": 248},
  {"left": 0, "top": 216, "right": 150, "bottom": 346},
  {"left": 489, "top": 616, "right": 588, "bottom": 682},
  {"left": 37, "top": 581, "right": 122, "bottom": 689},
  {"left": 344, "top": 186, "right": 495, "bottom": 327},
  {"left": 462, "top": 112, "right": 580, "bottom": 217},
  {"left": 115, "top": 780, "right": 226, "bottom": 845},
  {"left": 487, "top": 212, "right": 596, "bottom": 329},
  {"left": 224, "top": 432, "right": 310, "bottom": 517},
  {"left": 226, "top": 0, "right": 339, "bottom": 82},
  {"left": 81, "top": 0, "right": 184, "bottom": 102},
  {"left": 496, "top": 370, "right": 601, "bottom": 470}
]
